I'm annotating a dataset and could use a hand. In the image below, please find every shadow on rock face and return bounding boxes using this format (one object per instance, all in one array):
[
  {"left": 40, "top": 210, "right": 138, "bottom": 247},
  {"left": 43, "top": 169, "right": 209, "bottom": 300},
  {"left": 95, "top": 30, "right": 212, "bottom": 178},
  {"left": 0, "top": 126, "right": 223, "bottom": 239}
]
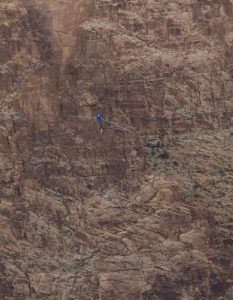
[{"left": 26, "top": 4, "right": 53, "bottom": 62}]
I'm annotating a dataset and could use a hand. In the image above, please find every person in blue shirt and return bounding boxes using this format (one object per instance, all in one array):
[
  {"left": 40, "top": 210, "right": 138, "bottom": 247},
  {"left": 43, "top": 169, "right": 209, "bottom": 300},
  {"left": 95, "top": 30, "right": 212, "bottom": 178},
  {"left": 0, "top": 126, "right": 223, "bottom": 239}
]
[{"left": 97, "top": 113, "right": 103, "bottom": 132}]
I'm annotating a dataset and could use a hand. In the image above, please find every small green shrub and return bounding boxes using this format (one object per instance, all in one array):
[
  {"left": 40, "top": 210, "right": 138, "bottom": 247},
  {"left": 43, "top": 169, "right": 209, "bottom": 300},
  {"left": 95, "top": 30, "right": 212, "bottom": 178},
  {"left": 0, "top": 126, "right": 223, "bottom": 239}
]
[
  {"left": 13, "top": 260, "right": 21, "bottom": 269},
  {"left": 193, "top": 183, "right": 199, "bottom": 190},
  {"left": 219, "top": 168, "right": 225, "bottom": 177},
  {"left": 159, "top": 132, "right": 166, "bottom": 138},
  {"left": 74, "top": 261, "right": 87, "bottom": 274},
  {"left": 173, "top": 161, "right": 178, "bottom": 166},
  {"left": 158, "top": 151, "right": 169, "bottom": 159},
  {"left": 32, "top": 223, "right": 38, "bottom": 231}
]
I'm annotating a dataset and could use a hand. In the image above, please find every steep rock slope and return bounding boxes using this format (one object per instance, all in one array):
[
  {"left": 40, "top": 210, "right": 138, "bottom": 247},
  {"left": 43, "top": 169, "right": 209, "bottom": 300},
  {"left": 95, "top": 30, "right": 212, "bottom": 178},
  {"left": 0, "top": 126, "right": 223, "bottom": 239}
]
[{"left": 0, "top": 0, "right": 233, "bottom": 299}]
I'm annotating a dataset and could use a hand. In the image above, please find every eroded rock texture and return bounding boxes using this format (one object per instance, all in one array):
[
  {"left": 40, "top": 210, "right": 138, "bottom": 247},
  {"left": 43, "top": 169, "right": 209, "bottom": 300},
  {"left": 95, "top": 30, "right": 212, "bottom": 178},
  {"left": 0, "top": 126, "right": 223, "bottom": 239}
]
[{"left": 1, "top": 0, "right": 233, "bottom": 299}]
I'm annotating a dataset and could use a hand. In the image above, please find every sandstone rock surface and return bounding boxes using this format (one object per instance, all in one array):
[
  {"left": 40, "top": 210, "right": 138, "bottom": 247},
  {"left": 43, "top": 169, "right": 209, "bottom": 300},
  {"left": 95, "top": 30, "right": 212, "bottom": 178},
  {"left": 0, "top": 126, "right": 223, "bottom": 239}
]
[{"left": 1, "top": 0, "right": 233, "bottom": 299}]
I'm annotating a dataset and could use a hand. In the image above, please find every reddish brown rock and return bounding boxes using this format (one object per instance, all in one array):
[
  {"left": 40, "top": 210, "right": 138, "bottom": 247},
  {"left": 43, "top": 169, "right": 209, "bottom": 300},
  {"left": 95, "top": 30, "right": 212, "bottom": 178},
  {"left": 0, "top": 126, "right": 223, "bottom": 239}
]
[{"left": 1, "top": 0, "right": 233, "bottom": 299}]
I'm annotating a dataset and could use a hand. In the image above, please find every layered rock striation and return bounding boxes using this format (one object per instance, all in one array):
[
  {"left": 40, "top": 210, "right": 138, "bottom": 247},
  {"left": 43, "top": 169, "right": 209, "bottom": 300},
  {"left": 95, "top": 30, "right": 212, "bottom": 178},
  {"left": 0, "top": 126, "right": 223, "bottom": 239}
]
[{"left": 1, "top": 0, "right": 233, "bottom": 299}]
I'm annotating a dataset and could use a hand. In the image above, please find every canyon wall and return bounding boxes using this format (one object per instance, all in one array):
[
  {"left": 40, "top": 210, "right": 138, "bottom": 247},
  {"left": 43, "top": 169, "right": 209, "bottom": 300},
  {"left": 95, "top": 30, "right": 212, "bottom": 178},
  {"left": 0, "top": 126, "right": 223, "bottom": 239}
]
[{"left": 1, "top": 0, "right": 233, "bottom": 299}]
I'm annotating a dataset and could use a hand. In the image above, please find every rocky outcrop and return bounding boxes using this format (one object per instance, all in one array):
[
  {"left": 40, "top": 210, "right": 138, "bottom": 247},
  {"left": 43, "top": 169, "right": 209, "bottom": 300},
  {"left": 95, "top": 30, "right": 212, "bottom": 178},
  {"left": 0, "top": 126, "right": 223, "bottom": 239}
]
[{"left": 1, "top": 0, "right": 233, "bottom": 299}]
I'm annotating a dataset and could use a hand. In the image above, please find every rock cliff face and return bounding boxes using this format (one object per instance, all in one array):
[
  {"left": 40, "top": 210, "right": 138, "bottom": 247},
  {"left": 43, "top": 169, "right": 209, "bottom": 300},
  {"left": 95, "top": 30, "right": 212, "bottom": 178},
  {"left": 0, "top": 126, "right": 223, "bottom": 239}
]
[{"left": 1, "top": 0, "right": 233, "bottom": 299}]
